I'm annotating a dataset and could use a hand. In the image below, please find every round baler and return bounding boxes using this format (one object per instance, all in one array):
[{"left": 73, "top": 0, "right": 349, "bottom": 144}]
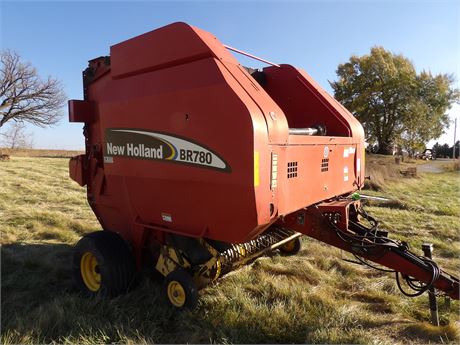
[{"left": 69, "top": 22, "right": 459, "bottom": 308}]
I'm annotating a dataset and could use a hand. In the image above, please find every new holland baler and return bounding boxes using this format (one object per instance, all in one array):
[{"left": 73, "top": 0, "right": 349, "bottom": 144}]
[{"left": 69, "top": 22, "right": 459, "bottom": 308}]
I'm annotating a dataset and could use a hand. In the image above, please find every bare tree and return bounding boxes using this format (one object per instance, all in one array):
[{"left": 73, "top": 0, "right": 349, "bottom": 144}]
[
  {"left": 0, "top": 122, "right": 34, "bottom": 149},
  {"left": 0, "top": 50, "right": 66, "bottom": 128}
]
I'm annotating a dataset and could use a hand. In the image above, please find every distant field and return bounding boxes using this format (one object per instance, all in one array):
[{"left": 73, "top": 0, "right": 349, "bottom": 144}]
[
  {"left": 0, "top": 148, "right": 83, "bottom": 158},
  {"left": 1, "top": 153, "right": 459, "bottom": 344}
]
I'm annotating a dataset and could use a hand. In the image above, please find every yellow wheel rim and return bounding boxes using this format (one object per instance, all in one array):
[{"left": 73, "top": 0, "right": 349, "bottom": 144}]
[
  {"left": 80, "top": 252, "right": 101, "bottom": 292},
  {"left": 211, "top": 259, "right": 222, "bottom": 281},
  {"left": 167, "top": 281, "right": 186, "bottom": 307},
  {"left": 282, "top": 240, "right": 296, "bottom": 252}
]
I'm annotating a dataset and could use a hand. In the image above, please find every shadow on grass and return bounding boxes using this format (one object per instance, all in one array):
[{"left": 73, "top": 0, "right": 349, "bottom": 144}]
[
  {"left": 2, "top": 243, "right": 322, "bottom": 344},
  {"left": 1, "top": 242, "right": 377, "bottom": 344},
  {"left": 5, "top": 242, "right": 456, "bottom": 344},
  {"left": 1, "top": 242, "right": 183, "bottom": 343},
  {"left": 400, "top": 322, "right": 460, "bottom": 343}
]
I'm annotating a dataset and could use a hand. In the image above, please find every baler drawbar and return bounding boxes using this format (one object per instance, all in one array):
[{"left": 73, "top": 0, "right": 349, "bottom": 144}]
[
  {"left": 283, "top": 198, "right": 459, "bottom": 300},
  {"left": 68, "top": 22, "right": 459, "bottom": 308}
]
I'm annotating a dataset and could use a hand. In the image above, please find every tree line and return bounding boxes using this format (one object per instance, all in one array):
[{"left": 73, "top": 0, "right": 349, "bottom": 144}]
[{"left": 432, "top": 141, "right": 460, "bottom": 159}]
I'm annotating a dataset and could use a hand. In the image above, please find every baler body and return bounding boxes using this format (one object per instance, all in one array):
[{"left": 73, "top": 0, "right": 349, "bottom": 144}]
[
  {"left": 69, "top": 22, "right": 365, "bottom": 245},
  {"left": 70, "top": 22, "right": 459, "bottom": 304}
]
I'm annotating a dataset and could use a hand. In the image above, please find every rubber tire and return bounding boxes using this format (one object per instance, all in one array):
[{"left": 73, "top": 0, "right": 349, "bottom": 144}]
[
  {"left": 279, "top": 237, "right": 302, "bottom": 256},
  {"left": 73, "top": 231, "right": 135, "bottom": 297},
  {"left": 163, "top": 269, "right": 198, "bottom": 309}
]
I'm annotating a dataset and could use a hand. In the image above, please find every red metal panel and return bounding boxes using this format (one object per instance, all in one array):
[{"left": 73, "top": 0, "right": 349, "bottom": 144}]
[
  {"left": 86, "top": 55, "right": 265, "bottom": 243},
  {"left": 110, "top": 22, "right": 240, "bottom": 79},
  {"left": 275, "top": 143, "right": 360, "bottom": 215},
  {"left": 69, "top": 155, "right": 86, "bottom": 186},
  {"left": 68, "top": 100, "right": 95, "bottom": 123}
]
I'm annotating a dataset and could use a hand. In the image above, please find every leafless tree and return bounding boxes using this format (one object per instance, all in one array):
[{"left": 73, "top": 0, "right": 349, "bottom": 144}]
[
  {"left": 0, "top": 122, "right": 34, "bottom": 149},
  {"left": 0, "top": 50, "right": 66, "bottom": 128}
]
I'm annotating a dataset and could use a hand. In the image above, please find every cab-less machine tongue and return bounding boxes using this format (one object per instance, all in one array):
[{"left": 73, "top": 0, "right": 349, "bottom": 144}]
[{"left": 68, "top": 22, "right": 459, "bottom": 308}]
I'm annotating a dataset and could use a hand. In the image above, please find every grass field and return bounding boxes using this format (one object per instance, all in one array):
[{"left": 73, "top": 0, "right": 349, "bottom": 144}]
[
  {"left": 1, "top": 153, "right": 459, "bottom": 344},
  {"left": 0, "top": 148, "right": 83, "bottom": 158}
]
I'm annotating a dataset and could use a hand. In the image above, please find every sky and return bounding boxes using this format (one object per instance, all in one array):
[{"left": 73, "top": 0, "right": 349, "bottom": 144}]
[{"left": 1, "top": 0, "right": 459, "bottom": 150}]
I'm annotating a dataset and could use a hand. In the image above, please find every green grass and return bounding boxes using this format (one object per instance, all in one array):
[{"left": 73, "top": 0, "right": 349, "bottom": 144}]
[{"left": 1, "top": 156, "right": 459, "bottom": 344}]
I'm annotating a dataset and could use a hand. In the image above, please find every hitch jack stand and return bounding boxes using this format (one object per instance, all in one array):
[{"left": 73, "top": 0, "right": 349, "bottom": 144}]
[{"left": 422, "top": 243, "right": 440, "bottom": 326}]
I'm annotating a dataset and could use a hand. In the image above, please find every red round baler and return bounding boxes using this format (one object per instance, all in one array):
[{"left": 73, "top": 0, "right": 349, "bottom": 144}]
[{"left": 69, "top": 22, "right": 458, "bottom": 308}]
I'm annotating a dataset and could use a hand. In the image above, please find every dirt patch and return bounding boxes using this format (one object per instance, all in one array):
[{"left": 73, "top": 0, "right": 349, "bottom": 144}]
[{"left": 417, "top": 159, "right": 451, "bottom": 173}]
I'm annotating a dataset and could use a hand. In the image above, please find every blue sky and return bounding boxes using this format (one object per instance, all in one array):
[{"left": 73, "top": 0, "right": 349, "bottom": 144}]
[{"left": 1, "top": 0, "right": 459, "bottom": 149}]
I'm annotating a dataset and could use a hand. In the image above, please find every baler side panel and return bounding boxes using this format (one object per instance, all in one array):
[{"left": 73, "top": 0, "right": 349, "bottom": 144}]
[
  {"left": 261, "top": 64, "right": 365, "bottom": 189},
  {"left": 214, "top": 61, "right": 291, "bottom": 223},
  {"left": 286, "top": 65, "right": 365, "bottom": 185},
  {"left": 275, "top": 143, "right": 361, "bottom": 215},
  {"left": 191, "top": 22, "right": 291, "bottom": 146},
  {"left": 219, "top": 63, "right": 290, "bottom": 145},
  {"left": 87, "top": 56, "right": 274, "bottom": 243}
]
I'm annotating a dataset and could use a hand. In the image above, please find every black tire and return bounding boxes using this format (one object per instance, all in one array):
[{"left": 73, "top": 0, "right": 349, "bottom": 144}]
[
  {"left": 279, "top": 237, "right": 302, "bottom": 256},
  {"left": 163, "top": 269, "right": 198, "bottom": 309},
  {"left": 73, "top": 231, "right": 135, "bottom": 297}
]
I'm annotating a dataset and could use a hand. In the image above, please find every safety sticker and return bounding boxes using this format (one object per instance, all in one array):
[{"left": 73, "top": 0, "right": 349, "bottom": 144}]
[
  {"left": 344, "top": 166, "right": 349, "bottom": 182},
  {"left": 161, "top": 213, "right": 172, "bottom": 222}
]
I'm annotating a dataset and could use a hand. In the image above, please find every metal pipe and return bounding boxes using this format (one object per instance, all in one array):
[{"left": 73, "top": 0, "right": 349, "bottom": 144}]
[
  {"left": 288, "top": 128, "right": 319, "bottom": 136},
  {"left": 358, "top": 194, "right": 391, "bottom": 202},
  {"left": 422, "top": 243, "right": 440, "bottom": 326},
  {"left": 223, "top": 44, "right": 280, "bottom": 67}
]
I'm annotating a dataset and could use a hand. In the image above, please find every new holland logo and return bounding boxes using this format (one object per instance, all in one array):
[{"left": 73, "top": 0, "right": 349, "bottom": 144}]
[{"left": 104, "top": 129, "right": 231, "bottom": 172}]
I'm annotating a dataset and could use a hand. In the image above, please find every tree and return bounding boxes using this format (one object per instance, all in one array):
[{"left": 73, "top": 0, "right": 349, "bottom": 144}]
[
  {"left": 441, "top": 143, "right": 451, "bottom": 158},
  {"left": 432, "top": 142, "right": 442, "bottom": 158},
  {"left": 430, "top": 141, "right": 459, "bottom": 158},
  {"left": 0, "top": 50, "right": 66, "bottom": 128},
  {"left": 0, "top": 122, "right": 34, "bottom": 149},
  {"left": 330, "top": 47, "right": 459, "bottom": 155}
]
